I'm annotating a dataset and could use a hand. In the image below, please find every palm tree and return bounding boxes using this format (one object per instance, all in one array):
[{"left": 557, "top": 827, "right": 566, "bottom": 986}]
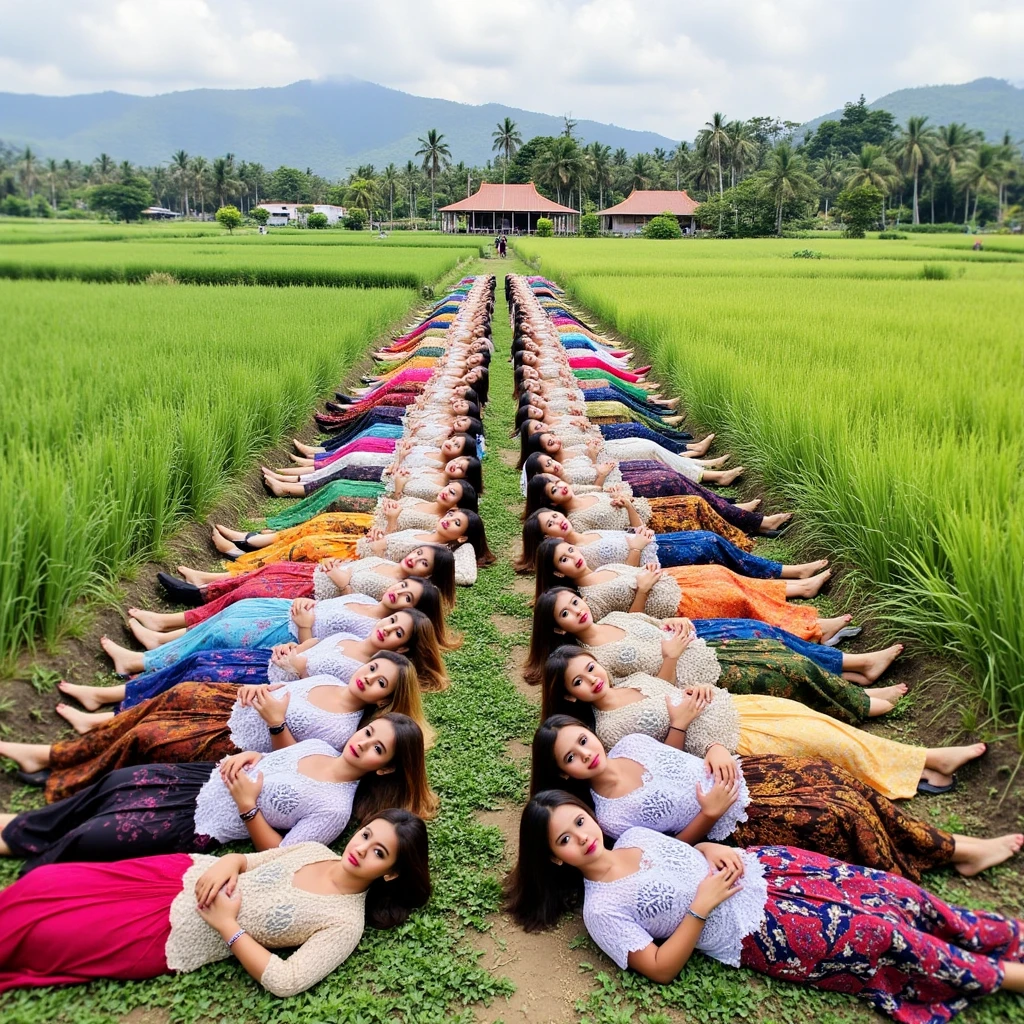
[
  {"left": 612, "top": 147, "right": 628, "bottom": 167},
  {"left": 171, "top": 150, "right": 191, "bottom": 214},
  {"left": 93, "top": 153, "right": 114, "bottom": 183},
  {"left": 629, "top": 153, "right": 654, "bottom": 191},
  {"left": 190, "top": 156, "right": 209, "bottom": 216},
  {"left": 402, "top": 160, "right": 419, "bottom": 222},
  {"left": 697, "top": 113, "right": 731, "bottom": 229},
  {"left": 211, "top": 156, "right": 241, "bottom": 208},
  {"left": 45, "top": 157, "right": 60, "bottom": 210},
  {"left": 415, "top": 129, "right": 451, "bottom": 223},
  {"left": 896, "top": 116, "right": 937, "bottom": 225},
  {"left": 957, "top": 144, "right": 1001, "bottom": 222},
  {"left": 534, "top": 137, "right": 582, "bottom": 206},
  {"left": 726, "top": 121, "right": 756, "bottom": 188},
  {"left": 17, "top": 147, "right": 38, "bottom": 197},
  {"left": 815, "top": 152, "right": 844, "bottom": 219},
  {"left": 586, "top": 142, "right": 612, "bottom": 208},
  {"left": 670, "top": 141, "right": 690, "bottom": 190},
  {"left": 846, "top": 144, "right": 899, "bottom": 227},
  {"left": 491, "top": 117, "right": 523, "bottom": 184},
  {"left": 764, "top": 143, "right": 818, "bottom": 235},
  {"left": 935, "top": 123, "right": 976, "bottom": 223},
  {"left": 562, "top": 114, "right": 578, "bottom": 139},
  {"left": 380, "top": 163, "right": 399, "bottom": 227},
  {"left": 345, "top": 178, "right": 379, "bottom": 228}
]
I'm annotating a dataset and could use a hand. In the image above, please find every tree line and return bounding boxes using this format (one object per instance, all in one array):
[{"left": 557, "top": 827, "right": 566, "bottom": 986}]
[{"left": 1, "top": 96, "right": 1020, "bottom": 235}]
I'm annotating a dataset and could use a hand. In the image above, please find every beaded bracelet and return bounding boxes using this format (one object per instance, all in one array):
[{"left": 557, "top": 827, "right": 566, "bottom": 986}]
[
  {"left": 226, "top": 928, "right": 247, "bottom": 947},
  {"left": 238, "top": 806, "right": 259, "bottom": 823}
]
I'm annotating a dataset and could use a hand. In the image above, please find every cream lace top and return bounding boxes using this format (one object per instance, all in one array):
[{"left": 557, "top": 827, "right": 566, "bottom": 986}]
[
  {"left": 593, "top": 673, "right": 739, "bottom": 758},
  {"left": 566, "top": 495, "right": 653, "bottom": 533},
  {"left": 582, "top": 828, "right": 767, "bottom": 970},
  {"left": 579, "top": 531, "right": 659, "bottom": 570},
  {"left": 312, "top": 557, "right": 398, "bottom": 602},
  {"left": 371, "top": 496, "right": 441, "bottom": 532},
  {"left": 580, "top": 611, "right": 722, "bottom": 688},
  {"left": 579, "top": 563, "right": 682, "bottom": 621},
  {"left": 167, "top": 842, "right": 367, "bottom": 996},
  {"left": 355, "top": 529, "right": 476, "bottom": 585}
]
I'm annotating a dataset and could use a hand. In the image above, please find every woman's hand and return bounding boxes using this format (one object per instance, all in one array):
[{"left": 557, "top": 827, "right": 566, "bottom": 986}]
[
  {"left": 704, "top": 743, "right": 738, "bottom": 786},
  {"left": 666, "top": 686, "right": 711, "bottom": 730},
  {"left": 661, "top": 623, "right": 694, "bottom": 660},
  {"left": 695, "top": 842, "right": 746, "bottom": 878},
  {"left": 236, "top": 682, "right": 276, "bottom": 707},
  {"left": 290, "top": 598, "right": 316, "bottom": 629},
  {"left": 194, "top": 854, "right": 244, "bottom": 909},
  {"left": 626, "top": 527, "right": 654, "bottom": 551},
  {"left": 381, "top": 498, "right": 401, "bottom": 521},
  {"left": 219, "top": 750, "right": 263, "bottom": 784},
  {"left": 224, "top": 765, "right": 264, "bottom": 812},
  {"left": 636, "top": 566, "right": 662, "bottom": 593},
  {"left": 270, "top": 642, "right": 298, "bottom": 661},
  {"left": 695, "top": 778, "right": 741, "bottom": 820},
  {"left": 197, "top": 886, "right": 243, "bottom": 934},
  {"left": 365, "top": 527, "right": 386, "bottom": 543},
  {"left": 595, "top": 461, "right": 617, "bottom": 477},
  {"left": 249, "top": 686, "right": 290, "bottom": 728}
]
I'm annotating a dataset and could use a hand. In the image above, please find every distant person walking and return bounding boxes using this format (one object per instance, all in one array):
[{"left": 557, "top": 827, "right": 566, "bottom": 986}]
[
  {"left": 494, "top": 235, "right": 501, "bottom": 253},
  {"left": 499, "top": 235, "right": 507, "bottom": 259}
]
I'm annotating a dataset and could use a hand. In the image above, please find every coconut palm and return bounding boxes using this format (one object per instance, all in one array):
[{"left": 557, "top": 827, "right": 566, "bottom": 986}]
[
  {"left": 491, "top": 117, "right": 523, "bottom": 184},
  {"left": 612, "top": 147, "right": 628, "bottom": 167},
  {"left": 815, "top": 152, "right": 844, "bottom": 219},
  {"left": 670, "top": 141, "right": 691, "bottom": 190},
  {"left": 93, "top": 153, "right": 114, "bottom": 183},
  {"left": 380, "top": 163, "right": 399, "bottom": 226},
  {"left": 846, "top": 144, "right": 899, "bottom": 227},
  {"left": 896, "top": 116, "right": 937, "bottom": 225},
  {"left": 935, "top": 123, "right": 977, "bottom": 223},
  {"left": 763, "top": 143, "right": 818, "bottom": 235},
  {"left": 17, "top": 147, "right": 38, "bottom": 197},
  {"left": 211, "top": 156, "right": 242, "bottom": 208},
  {"left": 415, "top": 128, "right": 451, "bottom": 222},
  {"left": 629, "top": 152, "right": 654, "bottom": 191},
  {"left": 534, "top": 137, "right": 582, "bottom": 206},
  {"left": 727, "top": 121, "right": 757, "bottom": 187},
  {"left": 345, "top": 178, "right": 379, "bottom": 228},
  {"left": 995, "top": 131, "right": 1020, "bottom": 221},
  {"left": 957, "top": 144, "right": 1001, "bottom": 222},
  {"left": 586, "top": 142, "right": 612, "bottom": 208},
  {"left": 45, "top": 157, "right": 60, "bottom": 210},
  {"left": 190, "top": 156, "right": 209, "bottom": 215},
  {"left": 697, "top": 112, "right": 731, "bottom": 229},
  {"left": 171, "top": 150, "right": 191, "bottom": 215}
]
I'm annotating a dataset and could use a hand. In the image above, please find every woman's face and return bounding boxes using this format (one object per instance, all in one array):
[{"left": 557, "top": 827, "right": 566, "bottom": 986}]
[
  {"left": 545, "top": 479, "right": 573, "bottom": 505},
  {"left": 464, "top": 367, "right": 483, "bottom": 384},
  {"left": 445, "top": 457, "right": 468, "bottom": 478},
  {"left": 539, "top": 510, "right": 571, "bottom": 537},
  {"left": 553, "top": 725, "right": 607, "bottom": 780},
  {"left": 527, "top": 420, "right": 545, "bottom": 437},
  {"left": 451, "top": 398, "right": 471, "bottom": 415},
  {"left": 340, "top": 818, "right": 400, "bottom": 883},
  {"left": 437, "top": 512, "right": 469, "bottom": 541},
  {"left": 372, "top": 611, "right": 415, "bottom": 650},
  {"left": 452, "top": 415, "right": 473, "bottom": 433},
  {"left": 349, "top": 657, "right": 402, "bottom": 705},
  {"left": 526, "top": 404, "right": 545, "bottom": 420},
  {"left": 527, "top": 393, "right": 547, "bottom": 409},
  {"left": 341, "top": 718, "right": 397, "bottom": 772},
  {"left": 553, "top": 542, "right": 587, "bottom": 580},
  {"left": 562, "top": 654, "right": 609, "bottom": 703},
  {"left": 441, "top": 436, "right": 465, "bottom": 457},
  {"left": 437, "top": 482, "right": 463, "bottom": 507},
  {"left": 402, "top": 546, "right": 435, "bottom": 576},
  {"left": 547, "top": 804, "right": 604, "bottom": 867},
  {"left": 553, "top": 590, "right": 592, "bottom": 634},
  {"left": 540, "top": 433, "right": 562, "bottom": 454},
  {"left": 522, "top": 352, "right": 537, "bottom": 366},
  {"left": 381, "top": 578, "right": 423, "bottom": 612},
  {"left": 538, "top": 455, "right": 562, "bottom": 477}
]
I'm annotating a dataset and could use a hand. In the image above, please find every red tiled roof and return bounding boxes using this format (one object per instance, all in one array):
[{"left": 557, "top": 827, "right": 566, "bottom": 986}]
[
  {"left": 440, "top": 182, "right": 579, "bottom": 214},
  {"left": 597, "top": 189, "right": 699, "bottom": 217}
]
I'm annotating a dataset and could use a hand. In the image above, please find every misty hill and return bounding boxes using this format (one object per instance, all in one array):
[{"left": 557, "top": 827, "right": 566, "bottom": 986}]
[
  {"left": 0, "top": 78, "right": 678, "bottom": 176},
  {"left": 802, "top": 78, "right": 1024, "bottom": 142}
]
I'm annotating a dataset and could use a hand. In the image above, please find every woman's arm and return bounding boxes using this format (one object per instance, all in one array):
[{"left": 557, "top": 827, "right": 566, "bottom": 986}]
[{"left": 628, "top": 567, "right": 660, "bottom": 613}]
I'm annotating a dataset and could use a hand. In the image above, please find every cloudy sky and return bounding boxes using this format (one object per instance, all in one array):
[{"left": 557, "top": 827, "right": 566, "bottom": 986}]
[{"left": 1, "top": 0, "right": 1022, "bottom": 137}]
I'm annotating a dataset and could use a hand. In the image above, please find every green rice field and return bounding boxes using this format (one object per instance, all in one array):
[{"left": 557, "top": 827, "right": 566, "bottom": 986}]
[
  {"left": 0, "top": 278, "right": 414, "bottom": 664},
  {"left": 515, "top": 235, "right": 1024, "bottom": 743}
]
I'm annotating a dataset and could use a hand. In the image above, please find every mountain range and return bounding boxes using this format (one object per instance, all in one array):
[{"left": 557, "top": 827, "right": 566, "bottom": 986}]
[
  {"left": 0, "top": 78, "right": 678, "bottom": 176},
  {"left": 1, "top": 77, "right": 1021, "bottom": 178}
]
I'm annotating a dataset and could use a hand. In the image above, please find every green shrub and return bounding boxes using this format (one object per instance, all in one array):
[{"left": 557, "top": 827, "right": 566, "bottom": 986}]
[
  {"left": 835, "top": 183, "right": 883, "bottom": 238},
  {"left": 343, "top": 208, "right": 367, "bottom": 231},
  {"left": 1, "top": 196, "right": 34, "bottom": 217},
  {"left": 535, "top": 217, "right": 553, "bottom": 237},
  {"left": 643, "top": 213, "right": 683, "bottom": 240},
  {"left": 306, "top": 212, "right": 328, "bottom": 229},
  {"left": 579, "top": 212, "right": 600, "bottom": 237},
  {"left": 922, "top": 263, "right": 951, "bottom": 280},
  {"left": 878, "top": 231, "right": 907, "bottom": 240},
  {"left": 792, "top": 248, "right": 822, "bottom": 259},
  {"left": 249, "top": 206, "right": 270, "bottom": 226},
  {"left": 144, "top": 272, "right": 177, "bottom": 286},
  {"left": 215, "top": 205, "right": 242, "bottom": 233}
]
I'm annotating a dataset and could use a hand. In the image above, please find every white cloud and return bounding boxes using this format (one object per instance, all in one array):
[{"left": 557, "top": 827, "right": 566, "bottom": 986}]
[{"left": 0, "top": 0, "right": 1022, "bottom": 136}]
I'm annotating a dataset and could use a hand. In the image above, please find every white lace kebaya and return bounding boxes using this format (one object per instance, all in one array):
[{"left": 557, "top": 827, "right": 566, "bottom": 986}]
[
  {"left": 582, "top": 827, "right": 767, "bottom": 970},
  {"left": 591, "top": 733, "right": 748, "bottom": 841},
  {"left": 287, "top": 592, "right": 379, "bottom": 641},
  {"left": 193, "top": 739, "right": 357, "bottom": 847}
]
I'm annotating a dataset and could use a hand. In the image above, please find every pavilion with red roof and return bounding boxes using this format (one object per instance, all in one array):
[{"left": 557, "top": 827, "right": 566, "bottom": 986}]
[
  {"left": 597, "top": 189, "right": 699, "bottom": 235},
  {"left": 439, "top": 182, "right": 579, "bottom": 235}
]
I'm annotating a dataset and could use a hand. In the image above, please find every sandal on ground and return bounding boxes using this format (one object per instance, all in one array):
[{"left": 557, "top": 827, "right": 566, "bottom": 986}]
[
  {"left": 823, "top": 626, "right": 863, "bottom": 648},
  {"left": 233, "top": 532, "right": 262, "bottom": 553},
  {"left": 917, "top": 774, "right": 957, "bottom": 796},
  {"left": 156, "top": 572, "right": 204, "bottom": 607},
  {"left": 16, "top": 769, "right": 51, "bottom": 787}
]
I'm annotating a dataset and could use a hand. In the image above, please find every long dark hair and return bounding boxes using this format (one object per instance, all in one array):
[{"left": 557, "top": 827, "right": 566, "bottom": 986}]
[
  {"left": 395, "top": 609, "right": 449, "bottom": 693},
  {"left": 446, "top": 480, "right": 479, "bottom": 516},
  {"left": 422, "top": 543, "right": 456, "bottom": 609},
  {"left": 522, "top": 451, "right": 557, "bottom": 489},
  {"left": 465, "top": 366, "right": 489, "bottom": 405},
  {"left": 455, "top": 509, "right": 496, "bottom": 567},
  {"left": 445, "top": 433, "right": 480, "bottom": 462},
  {"left": 449, "top": 456, "right": 483, "bottom": 496},
  {"left": 511, "top": 403, "right": 543, "bottom": 437},
  {"left": 503, "top": 790, "right": 591, "bottom": 932},
  {"left": 517, "top": 422, "right": 550, "bottom": 468},
  {"left": 533, "top": 536, "right": 583, "bottom": 606},
  {"left": 360, "top": 807, "right": 432, "bottom": 929},
  {"left": 352, "top": 712, "right": 439, "bottom": 821},
  {"left": 515, "top": 509, "right": 551, "bottom": 573},
  {"left": 406, "top": 578, "right": 460, "bottom": 651},
  {"left": 524, "top": 474, "right": 563, "bottom": 520},
  {"left": 541, "top": 645, "right": 598, "bottom": 727},
  {"left": 525, "top": 587, "right": 579, "bottom": 686},
  {"left": 456, "top": 416, "right": 485, "bottom": 440},
  {"left": 529, "top": 714, "right": 596, "bottom": 801}
]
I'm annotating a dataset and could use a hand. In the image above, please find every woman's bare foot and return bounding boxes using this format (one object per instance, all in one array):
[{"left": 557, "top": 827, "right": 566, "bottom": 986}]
[
  {"left": 781, "top": 559, "right": 829, "bottom": 580},
  {"left": 0, "top": 742, "right": 51, "bottom": 773},
  {"left": 214, "top": 524, "right": 252, "bottom": 543},
  {"left": 865, "top": 682, "right": 908, "bottom": 703},
  {"left": 100, "top": 635, "right": 145, "bottom": 675},
  {"left": 735, "top": 498, "right": 761, "bottom": 513},
  {"left": 842, "top": 670, "right": 870, "bottom": 685},
  {"left": 58, "top": 679, "right": 125, "bottom": 709},
  {"left": 212, "top": 528, "right": 244, "bottom": 558},
  {"left": 56, "top": 704, "right": 115, "bottom": 735},
  {"left": 953, "top": 834, "right": 1024, "bottom": 876},
  {"left": 846, "top": 644, "right": 905, "bottom": 683},
  {"left": 922, "top": 742, "right": 987, "bottom": 785},
  {"left": 664, "top": 416, "right": 683, "bottom": 425},
  {"left": 128, "top": 607, "right": 185, "bottom": 632},
  {"left": 685, "top": 433, "right": 715, "bottom": 457},
  {"left": 760, "top": 512, "right": 793, "bottom": 532},
  {"left": 705, "top": 467, "right": 745, "bottom": 486},
  {"left": 261, "top": 474, "right": 303, "bottom": 498},
  {"left": 177, "top": 565, "right": 225, "bottom": 586},
  {"left": 699, "top": 454, "right": 731, "bottom": 469},
  {"left": 128, "top": 619, "right": 183, "bottom": 650},
  {"left": 817, "top": 613, "right": 852, "bottom": 642},
  {"left": 293, "top": 439, "right": 323, "bottom": 457},
  {"left": 788, "top": 569, "right": 833, "bottom": 599}
]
